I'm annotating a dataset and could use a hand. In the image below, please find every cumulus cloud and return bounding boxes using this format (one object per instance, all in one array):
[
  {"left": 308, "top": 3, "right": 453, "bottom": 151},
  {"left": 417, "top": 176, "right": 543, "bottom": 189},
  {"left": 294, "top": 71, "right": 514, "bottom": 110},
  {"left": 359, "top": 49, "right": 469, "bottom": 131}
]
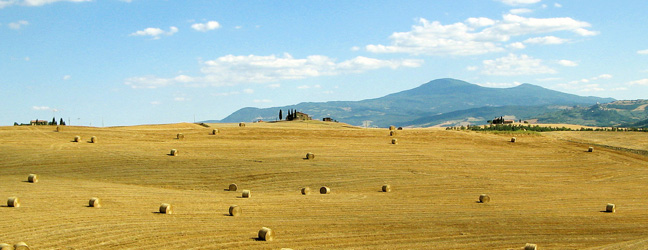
[
  {"left": 509, "top": 8, "right": 533, "bottom": 14},
  {"left": 628, "top": 79, "right": 648, "bottom": 86},
  {"left": 481, "top": 53, "right": 556, "bottom": 76},
  {"left": 267, "top": 83, "right": 281, "bottom": 89},
  {"left": 554, "top": 3, "right": 562, "bottom": 8},
  {"left": 243, "top": 88, "right": 254, "bottom": 94},
  {"left": 557, "top": 59, "right": 578, "bottom": 67},
  {"left": 0, "top": 0, "right": 90, "bottom": 8},
  {"left": 191, "top": 21, "right": 221, "bottom": 32},
  {"left": 8, "top": 20, "right": 29, "bottom": 29},
  {"left": 365, "top": 14, "right": 597, "bottom": 56},
  {"left": 496, "top": 0, "right": 542, "bottom": 6},
  {"left": 524, "top": 36, "right": 570, "bottom": 45},
  {"left": 130, "top": 26, "right": 178, "bottom": 39},
  {"left": 124, "top": 54, "right": 422, "bottom": 89},
  {"left": 638, "top": 49, "right": 648, "bottom": 55},
  {"left": 32, "top": 106, "right": 50, "bottom": 110},
  {"left": 507, "top": 42, "right": 526, "bottom": 49},
  {"left": 556, "top": 74, "right": 613, "bottom": 91}
]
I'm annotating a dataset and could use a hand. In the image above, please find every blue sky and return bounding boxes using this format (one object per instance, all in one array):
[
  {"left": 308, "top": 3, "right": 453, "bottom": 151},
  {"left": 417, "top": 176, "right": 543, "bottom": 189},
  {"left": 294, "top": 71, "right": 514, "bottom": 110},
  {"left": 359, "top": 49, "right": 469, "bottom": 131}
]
[{"left": 1, "top": 0, "right": 647, "bottom": 126}]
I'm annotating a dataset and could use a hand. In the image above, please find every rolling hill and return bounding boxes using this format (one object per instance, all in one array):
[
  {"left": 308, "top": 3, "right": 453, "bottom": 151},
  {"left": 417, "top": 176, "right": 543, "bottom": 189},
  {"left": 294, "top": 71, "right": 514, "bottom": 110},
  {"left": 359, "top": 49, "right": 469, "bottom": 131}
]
[{"left": 213, "top": 78, "right": 615, "bottom": 127}]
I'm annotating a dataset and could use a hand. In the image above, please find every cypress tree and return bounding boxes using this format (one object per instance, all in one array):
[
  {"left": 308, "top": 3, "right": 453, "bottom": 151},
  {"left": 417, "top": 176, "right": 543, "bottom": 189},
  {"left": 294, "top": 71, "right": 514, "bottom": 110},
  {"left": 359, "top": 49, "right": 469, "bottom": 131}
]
[{"left": 279, "top": 109, "right": 283, "bottom": 120}]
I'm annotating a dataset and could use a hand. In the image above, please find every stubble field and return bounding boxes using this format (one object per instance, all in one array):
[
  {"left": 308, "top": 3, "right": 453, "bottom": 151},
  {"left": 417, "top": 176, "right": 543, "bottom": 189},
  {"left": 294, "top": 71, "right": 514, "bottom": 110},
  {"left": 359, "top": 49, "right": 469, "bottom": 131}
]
[{"left": 0, "top": 121, "right": 647, "bottom": 249}]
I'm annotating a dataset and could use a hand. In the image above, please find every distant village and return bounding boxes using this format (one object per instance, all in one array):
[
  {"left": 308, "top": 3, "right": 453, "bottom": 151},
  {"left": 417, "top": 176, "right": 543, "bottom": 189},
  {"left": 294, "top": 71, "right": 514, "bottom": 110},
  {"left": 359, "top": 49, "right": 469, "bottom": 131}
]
[{"left": 15, "top": 117, "right": 66, "bottom": 126}]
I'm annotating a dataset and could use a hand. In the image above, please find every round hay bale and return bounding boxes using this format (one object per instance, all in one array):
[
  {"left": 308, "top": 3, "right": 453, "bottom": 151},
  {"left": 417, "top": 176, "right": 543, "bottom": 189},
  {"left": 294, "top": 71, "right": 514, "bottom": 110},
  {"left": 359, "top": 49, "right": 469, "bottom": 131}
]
[
  {"left": 13, "top": 242, "right": 29, "bottom": 250},
  {"left": 229, "top": 205, "right": 241, "bottom": 217},
  {"left": 397, "top": 127, "right": 403, "bottom": 130},
  {"left": 0, "top": 243, "right": 12, "bottom": 250},
  {"left": 242, "top": 190, "right": 251, "bottom": 198},
  {"left": 258, "top": 227, "right": 274, "bottom": 241},
  {"left": 159, "top": 203, "right": 173, "bottom": 214},
  {"left": 28, "top": 174, "right": 38, "bottom": 183},
  {"left": 7, "top": 197, "right": 20, "bottom": 208},
  {"left": 391, "top": 138, "right": 398, "bottom": 144},
  {"left": 306, "top": 152, "right": 315, "bottom": 160},
  {"left": 228, "top": 183, "right": 238, "bottom": 191},
  {"left": 89, "top": 197, "right": 101, "bottom": 208},
  {"left": 524, "top": 243, "right": 537, "bottom": 250},
  {"left": 212, "top": 129, "right": 219, "bottom": 135},
  {"left": 382, "top": 184, "right": 391, "bottom": 192},
  {"left": 90, "top": 136, "right": 97, "bottom": 143},
  {"left": 239, "top": 122, "right": 246, "bottom": 127},
  {"left": 73, "top": 136, "right": 81, "bottom": 142},
  {"left": 170, "top": 149, "right": 178, "bottom": 156},
  {"left": 176, "top": 133, "right": 184, "bottom": 140},
  {"left": 606, "top": 203, "right": 616, "bottom": 213},
  {"left": 301, "top": 187, "right": 311, "bottom": 195},
  {"left": 588, "top": 147, "right": 594, "bottom": 152},
  {"left": 479, "top": 194, "right": 490, "bottom": 203},
  {"left": 511, "top": 137, "right": 517, "bottom": 143},
  {"left": 388, "top": 125, "right": 396, "bottom": 130},
  {"left": 389, "top": 130, "right": 396, "bottom": 136},
  {"left": 320, "top": 186, "right": 330, "bottom": 194}
]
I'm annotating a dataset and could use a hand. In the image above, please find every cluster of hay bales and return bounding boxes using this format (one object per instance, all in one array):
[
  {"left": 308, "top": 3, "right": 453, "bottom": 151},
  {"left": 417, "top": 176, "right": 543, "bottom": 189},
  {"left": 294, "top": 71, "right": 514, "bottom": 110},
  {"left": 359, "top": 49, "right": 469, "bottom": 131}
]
[
  {"left": 159, "top": 203, "right": 173, "bottom": 214},
  {"left": 89, "top": 197, "right": 101, "bottom": 208},
  {"left": 382, "top": 184, "right": 391, "bottom": 192},
  {"left": 242, "top": 190, "right": 251, "bottom": 198},
  {"left": 524, "top": 243, "right": 537, "bottom": 250},
  {"left": 229, "top": 205, "right": 241, "bottom": 217},
  {"left": 320, "top": 186, "right": 331, "bottom": 194},
  {"left": 301, "top": 187, "right": 311, "bottom": 195},
  {"left": 258, "top": 227, "right": 274, "bottom": 241},
  {"left": 305, "top": 152, "right": 315, "bottom": 160},
  {"left": 170, "top": 149, "right": 178, "bottom": 156},
  {"left": 28, "top": 174, "right": 38, "bottom": 183},
  {"left": 606, "top": 203, "right": 616, "bottom": 213},
  {"left": 479, "top": 194, "right": 490, "bottom": 203},
  {"left": 7, "top": 197, "right": 20, "bottom": 207}
]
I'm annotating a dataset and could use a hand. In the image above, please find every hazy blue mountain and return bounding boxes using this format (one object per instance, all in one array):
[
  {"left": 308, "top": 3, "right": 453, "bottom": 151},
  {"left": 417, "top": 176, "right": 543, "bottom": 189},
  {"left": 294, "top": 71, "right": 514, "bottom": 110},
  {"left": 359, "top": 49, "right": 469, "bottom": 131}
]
[{"left": 213, "top": 78, "right": 616, "bottom": 127}]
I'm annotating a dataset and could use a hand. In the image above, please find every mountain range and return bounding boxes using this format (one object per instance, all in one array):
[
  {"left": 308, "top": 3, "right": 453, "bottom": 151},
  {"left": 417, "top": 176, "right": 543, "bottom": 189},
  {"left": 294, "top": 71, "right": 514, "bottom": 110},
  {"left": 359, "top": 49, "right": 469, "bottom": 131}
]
[{"left": 210, "top": 78, "right": 633, "bottom": 127}]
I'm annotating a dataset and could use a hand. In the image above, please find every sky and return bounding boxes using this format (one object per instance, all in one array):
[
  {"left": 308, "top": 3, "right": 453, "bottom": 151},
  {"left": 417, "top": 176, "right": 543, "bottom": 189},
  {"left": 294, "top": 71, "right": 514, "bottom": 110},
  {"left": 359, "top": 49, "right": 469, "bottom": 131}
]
[{"left": 1, "top": 0, "right": 647, "bottom": 126}]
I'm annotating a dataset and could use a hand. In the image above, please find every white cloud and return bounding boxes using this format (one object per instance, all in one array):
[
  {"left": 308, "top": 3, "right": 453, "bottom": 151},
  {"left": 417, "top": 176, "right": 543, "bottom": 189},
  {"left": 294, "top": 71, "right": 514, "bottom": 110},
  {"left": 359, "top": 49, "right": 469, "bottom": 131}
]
[
  {"left": 524, "top": 36, "right": 569, "bottom": 45},
  {"left": 466, "top": 66, "right": 478, "bottom": 71},
  {"left": 191, "top": 21, "right": 221, "bottom": 32},
  {"left": 481, "top": 53, "right": 556, "bottom": 76},
  {"left": 63, "top": 75, "right": 71, "bottom": 80},
  {"left": 211, "top": 91, "right": 240, "bottom": 96},
  {"left": 638, "top": 49, "right": 648, "bottom": 55},
  {"left": 173, "top": 97, "right": 187, "bottom": 102},
  {"left": 350, "top": 46, "right": 361, "bottom": 51},
  {"left": 580, "top": 84, "right": 604, "bottom": 92},
  {"left": 554, "top": 3, "right": 562, "bottom": 8},
  {"left": 8, "top": 20, "right": 28, "bottom": 29},
  {"left": 267, "top": 83, "right": 281, "bottom": 89},
  {"left": 557, "top": 59, "right": 578, "bottom": 67},
  {"left": 509, "top": 8, "right": 533, "bottom": 14},
  {"left": 297, "top": 85, "right": 310, "bottom": 89},
  {"left": 507, "top": 42, "right": 526, "bottom": 49},
  {"left": 150, "top": 101, "right": 161, "bottom": 105},
  {"left": 476, "top": 81, "right": 522, "bottom": 88},
  {"left": 594, "top": 74, "right": 612, "bottom": 80},
  {"left": 130, "top": 26, "right": 178, "bottom": 39},
  {"left": 628, "top": 79, "right": 648, "bottom": 86},
  {"left": 0, "top": 0, "right": 91, "bottom": 8},
  {"left": 124, "top": 54, "right": 422, "bottom": 89},
  {"left": 243, "top": 88, "right": 254, "bottom": 94},
  {"left": 32, "top": 106, "right": 50, "bottom": 110},
  {"left": 365, "top": 14, "right": 596, "bottom": 56},
  {"left": 496, "top": 0, "right": 541, "bottom": 6}
]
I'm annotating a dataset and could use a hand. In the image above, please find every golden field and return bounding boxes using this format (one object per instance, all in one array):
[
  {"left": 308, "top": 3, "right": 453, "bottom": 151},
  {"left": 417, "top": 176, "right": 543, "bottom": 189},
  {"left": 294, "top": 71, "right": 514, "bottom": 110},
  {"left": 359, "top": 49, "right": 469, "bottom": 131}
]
[{"left": 0, "top": 121, "right": 647, "bottom": 249}]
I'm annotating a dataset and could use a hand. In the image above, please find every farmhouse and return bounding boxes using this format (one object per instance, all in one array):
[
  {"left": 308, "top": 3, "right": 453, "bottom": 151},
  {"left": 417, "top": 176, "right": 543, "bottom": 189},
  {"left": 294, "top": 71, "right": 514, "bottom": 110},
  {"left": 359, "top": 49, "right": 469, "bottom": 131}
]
[{"left": 286, "top": 111, "right": 312, "bottom": 121}]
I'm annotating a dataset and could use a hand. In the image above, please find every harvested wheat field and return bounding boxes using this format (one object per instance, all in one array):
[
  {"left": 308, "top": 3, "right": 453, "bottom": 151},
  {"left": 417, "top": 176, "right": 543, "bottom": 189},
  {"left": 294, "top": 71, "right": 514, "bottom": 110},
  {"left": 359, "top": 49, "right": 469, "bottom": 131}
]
[{"left": 1, "top": 121, "right": 647, "bottom": 249}]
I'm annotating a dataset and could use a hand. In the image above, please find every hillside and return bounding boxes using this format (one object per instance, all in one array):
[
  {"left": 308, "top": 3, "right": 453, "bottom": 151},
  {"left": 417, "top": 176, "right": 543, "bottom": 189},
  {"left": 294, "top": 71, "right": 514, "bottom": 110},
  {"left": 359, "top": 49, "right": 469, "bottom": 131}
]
[
  {"left": 215, "top": 78, "right": 614, "bottom": 127},
  {"left": 534, "top": 100, "right": 648, "bottom": 127},
  {"left": 1, "top": 123, "right": 648, "bottom": 249}
]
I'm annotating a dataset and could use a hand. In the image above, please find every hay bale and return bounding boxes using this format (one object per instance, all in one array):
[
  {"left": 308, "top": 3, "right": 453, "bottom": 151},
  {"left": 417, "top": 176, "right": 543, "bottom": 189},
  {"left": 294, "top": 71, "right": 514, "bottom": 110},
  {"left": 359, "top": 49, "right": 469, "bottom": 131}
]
[
  {"left": 170, "top": 149, "right": 178, "bottom": 156},
  {"left": 588, "top": 147, "right": 594, "bottom": 152},
  {"left": 56, "top": 126, "right": 61, "bottom": 132},
  {"left": 306, "top": 152, "right": 315, "bottom": 160},
  {"left": 389, "top": 125, "right": 396, "bottom": 130},
  {"left": 479, "top": 194, "right": 490, "bottom": 203},
  {"left": 7, "top": 197, "right": 19, "bottom": 208},
  {"left": 90, "top": 136, "right": 97, "bottom": 143},
  {"left": 212, "top": 129, "right": 219, "bottom": 135},
  {"left": 0, "top": 243, "right": 12, "bottom": 250},
  {"left": 511, "top": 137, "right": 517, "bottom": 143},
  {"left": 73, "top": 136, "right": 81, "bottom": 142},
  {"left": 229, "top": 183, "right": 238, "bottom": 191},
  {"left": 524, "top": 243, "right": 537, "bottom": 250},
  {"left": 606, "top": 203, "right": 616, "bottom": 213},
  {"left": 176, "top": 133, "right": 184, "bottom": 140},
  {"left": 229, "top": 205, "right": 241, "bottom": 217},
  {"left": 301, "top": 187, "right": 311, "bottom": 195},
  {"left": 28, "top": 174, "right": 38, "bottom": 183},
  {"left": 389, "top": 130, "right": 396, "bottom": 136},
  {"left": 159, "top": 203, "right": 173, "bottom": 214},
  {"left": 320, "top": 186, "right": 330, "bottom": 194},
  {"left": 13, "top": 242, "right": 29, "bottom": 250},
  {"left": 258, "top": 227, "right": 274, "bottom": 241},
  {"left": 391, "top": 138, "right": 398, "bottom": 144},
  {"left": 239, "top": 122, "right": 246, "bottom": 127},
  {"left": 242, "top": 190, "right": 251, "bottom": 198},
  {"left": 382, "top": 184, "right": 391, "bottom": 192},
  {"left": 89, "top": 197, "right": 101, "bottom": 208}
]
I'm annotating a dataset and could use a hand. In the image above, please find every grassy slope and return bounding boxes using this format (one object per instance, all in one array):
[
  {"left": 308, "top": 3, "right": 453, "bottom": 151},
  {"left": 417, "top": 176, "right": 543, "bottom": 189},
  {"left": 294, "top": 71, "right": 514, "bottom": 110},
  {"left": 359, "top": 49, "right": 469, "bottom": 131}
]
[{"left": 0, "top": 121, "right": 647, "bottom": 249}]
